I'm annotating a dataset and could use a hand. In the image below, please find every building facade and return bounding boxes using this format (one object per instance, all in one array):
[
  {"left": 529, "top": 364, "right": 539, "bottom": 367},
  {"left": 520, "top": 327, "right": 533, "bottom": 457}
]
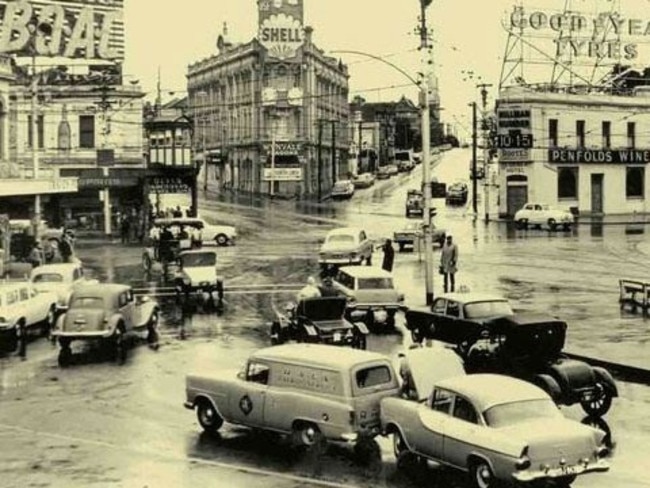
[
  {"left": 497, "top": 86, "right": 650, "bottom": 217},
  {"left": 188, "top": 1, "right": 349, "bottom": 198}
]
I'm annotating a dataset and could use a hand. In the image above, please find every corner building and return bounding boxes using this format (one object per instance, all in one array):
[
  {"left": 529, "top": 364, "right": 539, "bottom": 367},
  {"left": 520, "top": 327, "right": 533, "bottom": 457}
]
[
  {"left": 497, "top": 86, "right": 650, "bottom": 217},
  {"left": 187, "top": 0, "right": 349, "bottom": 198}
]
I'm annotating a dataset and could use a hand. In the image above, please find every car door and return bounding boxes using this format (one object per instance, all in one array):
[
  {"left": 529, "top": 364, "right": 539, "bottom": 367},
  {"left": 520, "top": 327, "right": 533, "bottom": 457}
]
[
  {"left": 429, "top": 298, "right": 448, "bottom": 340},
  {"left": 441, "top": 394, "right": 484, "bottom": 469},
  {"left": 440, "top": 299, "right": 463, "bottom": 343},
  {"left": 412, "top": 388, "right": 452, "bottom": 460},
  {"left": 228, "top": 361, "right": 269, "bottom": 428},
  {"left": 21, "top": 286, "right": 42, "bottom": 328},
  {"left": 119, "top": 290, "right": 136, "bottom": 331}
]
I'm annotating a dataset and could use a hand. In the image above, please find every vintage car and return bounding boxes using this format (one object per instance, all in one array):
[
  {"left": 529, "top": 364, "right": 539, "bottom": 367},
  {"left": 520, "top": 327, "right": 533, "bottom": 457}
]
[
  {"left": 405, "top": 189, "right": 424, "bottom": 217},
  {"left": 352, "top": 173, "right": 375, "bottom": 189},
  {"left": 270, "top": 296, "right": 368, "bottom": 349},
  {"left": 514, "top": 203, "right": 574, "bottom": 231},
  {"left": 381, "top": 374, "right": 610, "bottom": 488},
  {"left": 385, "top": 164, "right": 400, "bottom": 176},
  {"left": 173, "top": 249, "right": 224, "bottom": 302},
  {"left": 446, "top": 182, "right": 468, "bottom": 205},
  {"left": 459, "top": 314, "right": 618, "bottom": 417},
  {"left": 333, "top": 266, "right": 404, "bottom": 330},
  {"left": 318, "top": 227, "right": 374, "bottom": 270},
  {"left": 0, "top": 281, "right": 58, "bottom": 354},
  {"left": 393, "top": 221, "right": 446, "bottom": 252},
  {"left": 376, "top": 166, "right": 392, "bottom": 180},
  {"left": 184, "top": 344, "right": 400, "bottom": 453},
  {"left": 395, "top": 150, "right": 415, "bottom": 173},
  {"left": 30, "top": 263, "right": 98, "bottom": 312},
  {"left": 405, "top": 292, "right": 514, "bottom": 344},
  {"left": 51, "top": 283, "right": 159, "bottom": 366},
  {"left": 331, "top": 180, "right": 355, "bottom": 199}
]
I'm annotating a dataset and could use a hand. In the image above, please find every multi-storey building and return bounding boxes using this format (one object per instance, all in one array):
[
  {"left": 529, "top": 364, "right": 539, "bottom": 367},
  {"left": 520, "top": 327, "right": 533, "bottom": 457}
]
[
  {"left": 497, "top": 85, "right": 650, "bottom": 216},
  {"left": 187, "top": 1, "right": 349, "bottom": 198}
]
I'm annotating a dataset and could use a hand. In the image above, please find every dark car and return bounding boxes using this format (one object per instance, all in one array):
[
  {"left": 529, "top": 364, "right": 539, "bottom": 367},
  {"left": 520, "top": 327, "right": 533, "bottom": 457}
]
[
  {"left": 446, "top": 182, "right": 468, "bottom": 205},
  {"left": 270, "top": 296, "right": 369, "bottom": 349},
  {"left": 405, "top": 189, "right": 424, "bottom": 217},
  {"left": 459, "top": 314, "right": 618, "bottom": 417}
]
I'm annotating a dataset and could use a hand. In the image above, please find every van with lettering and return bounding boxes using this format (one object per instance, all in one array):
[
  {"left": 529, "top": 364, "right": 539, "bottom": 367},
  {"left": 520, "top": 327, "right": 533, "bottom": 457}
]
[{"left": 184, "top": 344, "right": 399, "bottom": 455}]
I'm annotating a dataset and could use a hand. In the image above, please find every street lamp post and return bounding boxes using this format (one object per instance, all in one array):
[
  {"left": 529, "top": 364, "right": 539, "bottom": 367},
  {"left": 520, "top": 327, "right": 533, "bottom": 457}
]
[{"left": 477, "top": 83, "right": 492, "bottom": 222}]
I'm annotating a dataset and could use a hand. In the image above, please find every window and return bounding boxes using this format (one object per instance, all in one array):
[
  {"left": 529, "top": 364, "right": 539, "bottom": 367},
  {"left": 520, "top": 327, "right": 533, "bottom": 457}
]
[
  {"left": 73, "top": 268, "right": 83, "bottom": 281},
  {"left": 557, "top": 167, "right": 578, "bottom": 199},
  {"left": 118, "top": 292, "right": 129, "bottom": 307},
  {"left": 626, "top": 167, "right": 645, "bottom": 198},
  {"left": 247, "top": 362, "right": 270, "bottom": 385},
  {"left": 19, "top": 288, "right": 29, "bottom": 301},
  {"left": 6, "top": 291, "right": 18, "bottom": 305},
  {"left": 464, "top": 300, "right": 513, "bottom": 319},
  {"left": 357, "top": 278, "right": 394, "bottom": 290},
  {"left": 356, "top": 365, "right": 392, "bottom": 389},
  {"left": 628, "top": 122, "right": 636, "bottom": 149},
  {"left": 27, "top": 115, "right": 45, "bottom": 149},
  {"left": 432, "top": 298, "right": 446, "bottom": 314},
  {"left": 32, "top": 273, "right": 64, "bottom": 283},
  {"left": 548, "top": 118, "right": 558, "bottom": 147},
  {"left": 576, "top": 120, "right": 585, "bottom": 148},
  {"left": 446, "top": 301, "right": 460, "bottom": 317},
  {"left": 335, "top": 271, "right": 355, "bottom": 290},
  {"left": 359, "top": 231, "right": 367, "bottom": 241},
  {"left": 453, "top": 396, "right": 479, "bottom": 424},
  {"left": 430, "top": 389, "right": 453, "bottom": 413},
  {"left": 602, "top": 121, "right": 611, "bottom": 148},
  {"left": 79, "top": 115, "right": 95, "bottom": 148}
]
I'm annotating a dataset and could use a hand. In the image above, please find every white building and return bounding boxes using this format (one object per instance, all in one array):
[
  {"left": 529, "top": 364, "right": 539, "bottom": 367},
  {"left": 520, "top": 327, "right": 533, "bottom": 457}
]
[{"left": 496, "top": 86, "right": 650, "bottom": 217}]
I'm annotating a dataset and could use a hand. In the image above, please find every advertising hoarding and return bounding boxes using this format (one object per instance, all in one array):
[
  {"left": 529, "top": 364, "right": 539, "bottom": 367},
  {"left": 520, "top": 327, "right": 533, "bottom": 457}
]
[
  {"left": 262, "top": 167, "right": 302, "bottom": 181},
  {"left": 258, "top": 0, "right": 304, "bottom": 60}
]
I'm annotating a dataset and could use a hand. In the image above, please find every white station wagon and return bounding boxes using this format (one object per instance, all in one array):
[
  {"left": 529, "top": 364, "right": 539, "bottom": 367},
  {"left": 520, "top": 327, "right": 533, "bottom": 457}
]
[
  {"left": 514, "top": 203, "right": 574, "bottom": 231},
  {"left": 30, "top": 263, "right": 97, "bottom": 312}
]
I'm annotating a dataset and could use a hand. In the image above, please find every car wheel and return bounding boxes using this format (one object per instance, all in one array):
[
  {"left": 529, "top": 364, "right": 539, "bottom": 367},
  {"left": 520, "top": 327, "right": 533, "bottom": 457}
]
[
  {"left": 548, "top": 218, "right": 557, "bottom": 231},
  {"left": 398, "top": 243, "right": 405, "bottom": 252},
  {"left": 142, "top": 253, "right": 152, "bottom": 271},
  {"left": 516, "top": 218, "right": 528, "bottom": 229},
  {"left": 114, "top": 326, "right": 127, "bottom": 365},
  {"left": 215, "top": 234, "right": 228, "bottom": 246},
  {"left": 216, "top": 281, "right": 224, "bottom": 301},
  {"left": 563, "top": 223, "right": 571, "bottom": 232},
  {"left": 393, "top": 430, "right": 408, "bottom": 458},
  {"left": 293, "top": 422, "right": 323, "bottom": 448},
  {"left": 16, "top": 321, "right": 27, "bottom": 359},
  {"left": 270, "top": 321, "right": 284, "bottom": 345},
  {"left": 58, "top": 345, "right": 72, "bottom": 367},
  {"left": 387, "top": 311, "right": 397, "bottom": 330},
  {"left": 42, "top": 305, "right": 56, "bottom": 338},
  {"left": 196, "top": 399, "right": 224, "bottom": 433},
  {"left": 470, "top": 459, "right": 496, "bottom": 488},
  {"left": 580, "top": 383, "right": 613, "bottom": 417}
]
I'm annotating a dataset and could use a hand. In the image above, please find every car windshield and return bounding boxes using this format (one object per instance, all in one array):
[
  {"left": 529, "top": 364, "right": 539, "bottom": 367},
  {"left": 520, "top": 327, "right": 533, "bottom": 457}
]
[
  {"left": 32, "top": 273, "right": 64, "bottom": 283},
  {"left": 70, "top": 297, "right": 104, "bottom": 309},
  {"left": 464, "top": 300, "right": 513, "bottom": 319},
  {"left": 327, "top": 234, "right": 355, "bottom": 244},
  {"left": 484, "top": 399, "right": 561, "bottom": 427},
  {"left": 334, "top": 181, "right": 349, "bottom": 189},
  {"left": 358, "top": 277, "right": 393, "bottom": 289},
  {"left": 181, "top": 252, "right": 216, "bottom": 267},
  {"left": 395, "top": 152, "right": 410, "bottom": 161}
]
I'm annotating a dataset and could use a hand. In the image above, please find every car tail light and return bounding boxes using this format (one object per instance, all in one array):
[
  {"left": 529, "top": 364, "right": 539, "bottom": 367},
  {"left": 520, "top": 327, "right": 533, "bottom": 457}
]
[{"left": 515, "top": 446, "right": 531, "bottom": 470}]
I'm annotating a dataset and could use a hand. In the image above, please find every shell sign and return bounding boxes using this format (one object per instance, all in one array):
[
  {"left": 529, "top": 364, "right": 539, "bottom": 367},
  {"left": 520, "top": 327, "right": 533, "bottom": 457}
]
[{"left": 258, "top": 0, "right": 304, "bottom": 60}]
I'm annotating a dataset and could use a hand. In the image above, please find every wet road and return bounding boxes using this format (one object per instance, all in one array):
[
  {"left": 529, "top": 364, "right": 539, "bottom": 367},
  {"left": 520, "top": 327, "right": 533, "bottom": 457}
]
[{"left": 2, "top": 148, "right": 650, "bottom": 487}]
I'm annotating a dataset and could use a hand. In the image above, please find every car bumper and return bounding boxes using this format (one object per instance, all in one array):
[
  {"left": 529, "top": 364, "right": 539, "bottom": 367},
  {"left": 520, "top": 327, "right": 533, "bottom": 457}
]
[
  {"left": 184, "top": 401, "right": 194, "bottom": 410},
  {"left": 52, "top": 331, "right": 113, "bottom": 340},
  {"left": 319, "top": 257, "right": 363, "bottom": 265},
  {"left": 512, "top": 459, "right": 609, "bottom": 482}
]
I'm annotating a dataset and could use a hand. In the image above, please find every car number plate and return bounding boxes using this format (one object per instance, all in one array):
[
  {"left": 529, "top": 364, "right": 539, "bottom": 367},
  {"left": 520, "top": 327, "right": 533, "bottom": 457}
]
[{"left": 333, "top": 332, "right": 341, "bottom": 342}]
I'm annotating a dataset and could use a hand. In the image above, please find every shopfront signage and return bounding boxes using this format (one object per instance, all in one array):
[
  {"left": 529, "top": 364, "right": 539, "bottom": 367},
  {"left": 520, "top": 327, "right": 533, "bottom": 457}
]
[
  {"left": 258, "top": 0, "right": 304, "bottom": 60},
  {"left": 149, "top": 176, "right": 192, "bottom": 194},
  {"left": 0, "top": 177, "right": 78, "bottom": 196},
  {"left": 262, "top": 167, "right": 302, "bottom": 181},
  {"left": 78, "top": 176, "right": 138, "bottom": 189},
  {"left": 549, "top": 148, "right": 650, "bottom": 164},
  {"left": 500, "top": 148, "right": 531, "bottom": 162},
  {"left": 264, "top": 142, "right": 304, "bottom": 156},
  {"left": 0, "top": 0, "right": 125, "bottom": 60},
  {"left": 504, "top": 163, "right": 527, "bottom": 174}
]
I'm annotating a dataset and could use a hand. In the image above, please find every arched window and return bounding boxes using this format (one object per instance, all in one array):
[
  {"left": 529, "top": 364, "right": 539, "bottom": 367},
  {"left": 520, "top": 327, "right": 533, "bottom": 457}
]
[
  {"left": 557, "top": 167, "right": 578, "bottom": 199},
  {"left": 626, "top": 167, "right": 645, "bottom": 198}
]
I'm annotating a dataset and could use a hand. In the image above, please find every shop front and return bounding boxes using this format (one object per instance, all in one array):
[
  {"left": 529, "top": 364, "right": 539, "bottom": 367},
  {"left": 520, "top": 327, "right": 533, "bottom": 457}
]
[
  {"left": 262, "top": 141, "right": 306, "bottom": 196},
  {"left": 0, "top": 177, "right": 79, "bottom": 226}
]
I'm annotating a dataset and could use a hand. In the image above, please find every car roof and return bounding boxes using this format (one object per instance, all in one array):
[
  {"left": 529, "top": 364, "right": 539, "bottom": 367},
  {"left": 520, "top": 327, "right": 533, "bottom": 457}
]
[
  {"left": 435, "top": 374, "right": 548, "bottom": 412},
  {"left": 335, "top": 180, "right": 352, "bottom": 184},
  {"left": 154, "top": 217, "right": 204, "bottom": 225},
  {"left": 492, "top": 313, "right": 567, "bottom": 329},
  {"left": 31, "top": 263, "right": 79, "bottom": 275},
  {"left": 435, "top": 292, "right": 507, "bottom": 304},
  {"left": 338, "top": 266, "right": 393, "bottom": 278},
  {"left": 179, "top": 249, "right": 217, "bottom": 256},
  {"left": 327, "top": 227, "right": 362, "bottom": 236},
  {"left": 70, "top": 283, "right": 130, "bottom": 296},
  {"left": 252, "top": 344, "right": 389, "bottom": 369}
]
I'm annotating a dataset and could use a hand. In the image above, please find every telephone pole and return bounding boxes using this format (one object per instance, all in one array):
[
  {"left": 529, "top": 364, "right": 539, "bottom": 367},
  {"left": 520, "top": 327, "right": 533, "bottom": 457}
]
[
  {"left": 477, "top": 83, "right": 492, "bottom": 222},
  {"left": 470, "top": 101, "right": 478, "bottom": 216},
  {"left": 331, "top": 120, "right": 337, "bottom": 185},
  {"left": 317, "top": 120, "right": 323, "bottom": 201}
]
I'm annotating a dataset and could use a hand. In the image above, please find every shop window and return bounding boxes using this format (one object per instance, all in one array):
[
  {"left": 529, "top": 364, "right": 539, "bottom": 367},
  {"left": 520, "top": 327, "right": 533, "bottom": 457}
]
[
  {"left": 548, "top": 118, "right": 558, "bottom": 147},
  {"left": 576, "top": 120, "right": 585, "bottom": 148},
  {"left": 626, "top": 167, "right": 644, "bottom": 198},
  {"left": 558, "top": 167, "right": 578, "bottom": 199},
  {"left": 79, "top": 115, "right": 95, "bottom": 148},
  {"left": 628, "top": 122, "right": 636, "bottom": 149},
  {"left": 602, "top": 121, "right": 611, "bottom": 148},
  {"left": 27, "top": 115, "right": 45, "bottom": 149}
]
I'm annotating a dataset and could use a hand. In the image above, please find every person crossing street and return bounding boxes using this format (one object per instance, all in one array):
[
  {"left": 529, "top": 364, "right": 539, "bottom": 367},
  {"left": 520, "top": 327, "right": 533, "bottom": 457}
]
[{"left": 440, "top": 235, "right": 459, "bottom": 293}]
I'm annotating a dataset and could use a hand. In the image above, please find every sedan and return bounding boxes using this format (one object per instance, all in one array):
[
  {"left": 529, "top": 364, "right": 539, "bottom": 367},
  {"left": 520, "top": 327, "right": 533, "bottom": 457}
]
[
  {"left": 514, "top": 203, "right": 574, "bottom": 231},
  {"left": 331, "top": 180, "right": 355, "bottom": 199},
  {"left": 381, "top": 374, "right": 610, "bottom": 488},
  {"left": 352, "top": 173, "right": 375, "bottom": 189}
]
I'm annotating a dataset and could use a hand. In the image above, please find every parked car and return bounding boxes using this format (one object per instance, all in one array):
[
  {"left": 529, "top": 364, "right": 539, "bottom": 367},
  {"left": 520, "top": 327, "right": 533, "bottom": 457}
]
[
  {"left": 352, "top": 173, "right": 375, "bottom": 189},
  {"left": 331, "top": 180, "right": 355, "bottom": 199},
  {"left": 514, "top": 203, "right": 574, "bottom": 231},
  {"left": 385, "top": 164, "right": 399, "bottom": 176},
  {"left": 51, "top": 284, "right": 159, "bottom": 366},
  {"left": 30, "top": 263, "right": 98, "bottom": 312},
  {"left": 0, "top": 281, "right": 58, "bottom": 354},
  {"left": 173, "top": 249, "right": 224, "bottom": 302},
  {"left": 158, "top": 217, "right": 236, "bottom": 247},
  {"left": 405, "top": 292, "right": 514, "bottom": 344},
  {"left": 393, "top": 221, "right": 446, "bottom": 252},
  {"left": 394, "top": 150, "right": 415, "bottom": 173},
  {"left": 446, "top": 182, "right": 468, "bottom": 205},
  {"left": 318, "top": 227, "right": 374, "bottom": 271},
  {"left": 405, "top": 189, "right": 424, "bottom": 217},
  {"left": 376, "top": 166, "right": 392, "bottom": 180},
  {"left": 184, "top": 344, "right": 400, "bottom": 455},
  {"left": 381, "top": 374, "right": 610, "bottom": 488},
  {"left": 270, "top": 296, "right": 368, "bottom": 349},
  {"left": 333, "top": 266, "right": 404, "bottom": 330},
  {"left": 412, "top": 153, "right": 422, "bottom": 165},
  {"left": 459, "top": 313, "right": 618, "bottom": 417}
]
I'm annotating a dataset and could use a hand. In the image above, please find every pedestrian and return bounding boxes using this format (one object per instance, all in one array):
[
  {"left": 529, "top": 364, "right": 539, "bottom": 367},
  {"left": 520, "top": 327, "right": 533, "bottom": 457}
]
[
  {"left": 318, "top": 275, "right": 341, "bottom": 297},
  {"left": 381, "top": 238, "right": 395, "bottom": 272},
  {"left": 397, "top": 353, "right": 418, "bottom": 400},
  {"left": 59, "top": 233, "right": 73, "bottom": 263},
  {"left": 296, "top": 277, "right": 321, "bottom": 301},
  {"left": 439, "top": 235, "right": 459, "bottom": 293},
  {"left": 120, "top": 215, "right": 130, "bottom": 244},
  {"left": 28, "top": 242, "right": 43, "bottom": 268}
]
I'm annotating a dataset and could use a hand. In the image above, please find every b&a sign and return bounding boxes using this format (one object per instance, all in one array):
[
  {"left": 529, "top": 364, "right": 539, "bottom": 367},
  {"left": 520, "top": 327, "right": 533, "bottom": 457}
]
[{"left": 258, "top": 0, "right": 304, "bottom": 60}]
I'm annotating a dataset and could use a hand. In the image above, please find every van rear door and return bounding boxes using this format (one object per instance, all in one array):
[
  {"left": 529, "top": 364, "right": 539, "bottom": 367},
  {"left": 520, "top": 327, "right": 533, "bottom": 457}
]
[{"left": 349, "top": 361, "right": 399, "bottom": 433}]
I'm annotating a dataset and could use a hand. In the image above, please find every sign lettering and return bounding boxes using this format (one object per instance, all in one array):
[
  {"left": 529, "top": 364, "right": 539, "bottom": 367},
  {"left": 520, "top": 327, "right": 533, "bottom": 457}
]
[
  {"left": 262, "top": 167, "right": 302, "bottom": 181},
  {"left": 258, "top": 0, "right": 304, "bottom": 60},
  {"left": 549, "top": 148, "right": 650, "bottom": 164}
]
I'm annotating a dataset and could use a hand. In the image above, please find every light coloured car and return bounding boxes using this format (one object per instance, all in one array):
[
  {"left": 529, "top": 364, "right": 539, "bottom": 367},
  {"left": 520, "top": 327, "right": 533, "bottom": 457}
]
[
  {"left": 184, "top": 344, "right": 400, "bottom": 453},
  {"left": 393, "top": 221, "right": 446, "bottom": 251},
  {"left": 173, "top": 249, "right": 224, "bottom": 302},
  {"left": 381, "top": 374, "right": 610, "bottom": 488},
  {"left": 333, "top": 266, "right": 404, "bottom": 330},
  {"left": 331, "top": 180, "right": 355, "bottom": 199},
  {"left": 0, "top": 281, "right": 58, "bottom": 352},
  {"left": 30, "top": 263, "right": 98, "bottom": 312},
  {"left": 318, "top": 227, "right": 374, "bottom": 269},
  {"left": 514, "top": 203, "right": 574, "bottom": 231},
  {"left": 154, "top": 217, "right": 236, "bottom": 246},
  {"left": 385, "top": 164, "right": 399, "bottom": 176},
  {"left": 352, "top": 173, "right": 375, "bottom": 189}
]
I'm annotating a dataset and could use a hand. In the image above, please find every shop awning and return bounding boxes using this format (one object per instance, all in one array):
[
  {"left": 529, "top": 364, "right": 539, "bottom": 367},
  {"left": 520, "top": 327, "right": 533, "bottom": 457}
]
[{"left": 0, "top": 178, "right": 78, "bottom": 198}]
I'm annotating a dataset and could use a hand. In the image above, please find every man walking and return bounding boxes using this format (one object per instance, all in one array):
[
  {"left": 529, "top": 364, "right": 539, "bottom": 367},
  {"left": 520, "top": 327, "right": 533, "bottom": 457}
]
[
  {"left": 381, "top": 238, "right": 395, "bottom": 272},
  {"left": 440, "top": 235, "right": 458, "bottom": 293}
]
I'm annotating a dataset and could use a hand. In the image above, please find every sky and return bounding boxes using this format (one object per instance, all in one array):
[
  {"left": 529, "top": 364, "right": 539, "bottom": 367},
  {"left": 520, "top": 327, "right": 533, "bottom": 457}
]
[{"left": 122, "top": 0, "right": 650, "bottom": 139}]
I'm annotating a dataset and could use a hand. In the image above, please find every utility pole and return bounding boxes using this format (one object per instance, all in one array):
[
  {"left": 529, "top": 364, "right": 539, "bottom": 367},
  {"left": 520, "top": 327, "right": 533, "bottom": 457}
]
[
  {"left": 418, "top": 0, "right": 435, "bottom": 305},
  {"left": 30, "top": 54, "right": 41, "bottom": 241},
  {"left": 357, "top": 119, "right": 363, "bottom": 173},
  {"left": 470, "top": 101, "right": 478, "bottom": 215},
  {"left": 317, "top": 120, "right": 323, "bottom": 201},
  {"left": 477, "top": 83, "right": 492, "bottom": 222},
  {"left": 331, "top": 120, "right": 337, "bottom": 184},
  {"left": 270, "top": 129, "right": 276, "bottom": 197}
]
